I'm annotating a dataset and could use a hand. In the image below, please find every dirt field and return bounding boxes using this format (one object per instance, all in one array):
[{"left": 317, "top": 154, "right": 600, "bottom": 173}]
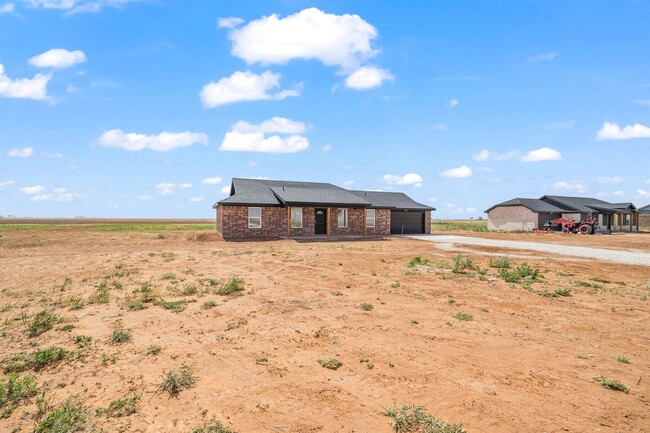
[{"left": 1, "top": 227, "right": 649, "bottom": 433}]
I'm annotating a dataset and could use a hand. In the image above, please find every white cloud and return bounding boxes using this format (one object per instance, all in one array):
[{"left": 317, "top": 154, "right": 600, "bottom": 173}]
[
  {"left": 24, "top": 0, "right": 142, "bottom": 15},
  {"left": 472, "top": 149, "right": 518, "bottom": 162},
  {"left": 0, "top": 180, "right": 15, "bottom": 188},
  {"left": 97, "top": 129, "right": 208, "bottom": 152},
  {"left": 220, "top": 185, "right": 231, "bottom": 194},
  {"left": 217, "top": 17, "right": 243, "bottom": 29},
  {"left": 439, "top": 165, "right": 472, "bottom": 178},
  {"left": 19, "top": 185, "right": 45, "bottom": 194},
  {"left": 431, "top": 123, "right": 447, "bottom": 132},
  {"left": 29, "top": 49, "right": 87, "bottom": 69},
  {"left": 343, "top": 180, "right": 354, "bottom": 186},
  {"left": 612, "top": 190, "right": 626, "bottom": 198},
  {"left": 0, "top": 3, "right": 14, "bottom": 13},
  {"left": 200, "top": 70, "right": 298, "bottom": 108},
  {"left": 219, "top": 117, "right": 309, "bottom": 153},
  {"left": 344, "top": 66, "right": 394, "bottom": 90},
  {"left": 136, "top": 195, "right": 153, "bottom": 201},
  {"left": 66, "top": 84, "right": 79, "bottom": 93},
  {"left": 529, "top": 52, "right": 556, "bottom": 62},
  {"left": 0, "top": 64, "right": 51, "bottom": 100},
  {"left": 449, "top": 98, "right": 459, "bottom": 108},
  {"left": 30, "top": 192, "right": 82, "bottom": 201},
  {"left": 201, "top": 177, "right": 222, "bottom": 185},
  {"left": 156, "top": 182, "right": 175, "bottom": 195},
  {"left": 322, "top": 144, "right": 332, "bottom": 152},
  {"left": 226, "top": 8, "right": 380, "bottom": 71},
  {"left": 189, "top": 196, "right": 204, "bottom": 203},
  {"left": 7, "top": 147, "right": 33, "bottom": 157},
  {"left": 179, "top": 183, "right": 192, "bottom": 188},
  {"left": 383, "top": 173, "right": 423, "bottom": 187},
  {"left": 521, "top": 147, "right": 562, "bottom": 162},
  {"left": 596, "top": 122, "right": 650, "bottom": 140},
  {"left": 553, "top": 180, "right": 586, "bottom": 193},
  {"left": 636, "top": 189, "right": 650, "bottom": 198},
  {"left": 597, "top": 176, "right": 624, "bottom": 184}
]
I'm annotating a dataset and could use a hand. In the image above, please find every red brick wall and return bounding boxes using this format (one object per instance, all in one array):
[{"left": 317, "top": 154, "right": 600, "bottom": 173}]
[
  {"left": 424, "top": 210, "right": 431, "bottom": 234},
  {"left": 365, "top": 208, "right": 390, "bottom": 236}
]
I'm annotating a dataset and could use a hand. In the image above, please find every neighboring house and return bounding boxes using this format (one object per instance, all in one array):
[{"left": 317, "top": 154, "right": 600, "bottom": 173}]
[
  {"left": 639, "top": 204, "right": 650, "bottom": 232},
  {"left": 485, "top": 195, "right": 639, "bottom": 232},
  {"left": 213, "top": 178, "right": 434, "bottom": 239}
]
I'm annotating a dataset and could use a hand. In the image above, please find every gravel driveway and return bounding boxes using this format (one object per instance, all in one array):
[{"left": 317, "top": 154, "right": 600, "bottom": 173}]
[{"left": 399, "top": 234, "right": 650, "bottom": 266}]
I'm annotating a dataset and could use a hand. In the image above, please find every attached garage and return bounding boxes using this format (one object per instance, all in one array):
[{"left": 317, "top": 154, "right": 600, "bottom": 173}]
[{"left": 390, "top": 210, "right": 425, "bottom": 234}]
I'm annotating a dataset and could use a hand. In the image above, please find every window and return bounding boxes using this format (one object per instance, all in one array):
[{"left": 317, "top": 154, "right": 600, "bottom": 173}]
[
  {"left": 366, "top": 209, "right": 375, "bottom": 228},
  {"left": 337, "top": 209, "right": 348, "bottom": 228},
  {"left": 290, "top": 207, "right": 303, "bottom": 228},
  {"left": 248, "top": 207, "right": 261, "bottom": 228}
]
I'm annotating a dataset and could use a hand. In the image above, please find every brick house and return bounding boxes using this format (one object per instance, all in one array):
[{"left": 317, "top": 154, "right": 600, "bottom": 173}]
[
  {"left": 485, "top": 195, "right": 639, "bottom": 232},
  {"left": 213, "top": 178, "right": 434, "bottom": 239},
  {"left": 639, "top": 204, "right": 650, "bottom": 232}
]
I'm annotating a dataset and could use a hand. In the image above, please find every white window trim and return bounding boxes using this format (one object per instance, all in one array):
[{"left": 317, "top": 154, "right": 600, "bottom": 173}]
[
  {"left": 366, "top": 209, "right": 376, "bottom": 228},
  {"left": 248, "top": 207, "right": 261, "bottom": 229},
  {"left": 338, "top": 209, "right": 348, "bottom": 228},
  {"left": 290, "top": 207, "right": 303, "bottom": 229}
]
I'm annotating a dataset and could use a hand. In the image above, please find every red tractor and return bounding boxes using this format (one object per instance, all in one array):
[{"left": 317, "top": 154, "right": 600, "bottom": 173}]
[{"left": 538, "top": 215, "right": 599, "bottom": 234}]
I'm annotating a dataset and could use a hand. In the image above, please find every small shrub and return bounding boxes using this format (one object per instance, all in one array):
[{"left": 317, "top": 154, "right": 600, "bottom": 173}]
[
  {"left": 35, "top": 400, "right": 86, "bottom": 433},
  {"left": 109, "top": 328, "right": 132, "bottom": 345},
  {"left": 158, "top": 364, "right": 197, "bottom": 397},
  {"left": 590, "top": 277, "right": 611, "bottom": 284},
  {"left": 406, "top": 256, "right": 430, "bottom": 268},
  {"left": 101, "top": 353, "right": 118, "bottom": 365},
  {"left": 90, "top": 283, "right": 110, "bottom": 304},
  {"left": 382, "top": 404, "right": 465, "bottom": 433},
  {"left": 453, "top": 312, "right": 473, "bottom": 322},
  {"left": 359, "top": 303, "right": 374, "bottom": 311},
  {"left": 146, "top": 345, "right": 162, "bottom": 356},
  {"left": 75, "top": 335, "right": 92, "bottom": 348},
  {"left": 330, "top": 291, "right": 343, "bottom": 296},
  {"left": 202, "top": 300, "right": 217, "bottom": 310},
  {"left": 58, "top": 324, "right": 75, "bottom": 332},
  {"left": 155, "top": 234, "right": 166, "bottom": 239},
  {"left": 96, "top": 395, "right": 138, "bottom": 417},
  {"left": 181, "top": 285, "right": 198, "bottom": 296},
  {"left": 161, "top": 272, "right": 177, "bottom": 281},
  {"left": 318, "top": 358, "right": 343, "bottom": 370},
  {"left": 615, "top": 355, "right": 630, "bottom": 364},
  {"left": 217, "top": 276, "right": 245, "bottom": 295},
  {"left": 554, "top": 288, "right": 571, "bottom": 297},
  {"left": 0, "top": 374, "right": 38, "bottom": 417},
  {"left": 191, "top": 421, "right": 237, "bottom": 433},
  {"left": 156, "top": 300, "right": 186, "bottom": 313},
  {"left": 488, "top": 257, "right": 510, "bottom": 269},
  {"left": 3, "top": 347, "right": 67, "bottom": 373},
  {"left": 23, "top": 310, "right": 61, "bottom": 338},
  {"left": 111, "top": 280, "right": 123, "bottom": 290},
  {"left": 593, "top": 376, "right": 629, "bottom": 393},
  {"left": 452, "top": 255, "right": 475, "bottom": 273},
  {"left": 575, "top": 280, "right": 602, "bottom": 289},
  {"left": 68, "top": 295, "right": 85, "bottom": 310},
  {"left": 498, "top": 264, "right": 540, "bottom": 283}
]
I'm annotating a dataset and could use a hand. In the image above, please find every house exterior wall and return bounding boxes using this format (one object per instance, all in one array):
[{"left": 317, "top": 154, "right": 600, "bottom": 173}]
[
  {"left": 536, "top": 212, "right": 556, "bottom": 229},
  {"left": 217, "top": 205, "right": 393, "bottom": 238},
  {"left": 487, "top": 206, "right": 537, "bottom": 231},
  {"left": 639, "top": 215, "right": 650, "bottom": 232},
  {"left": 424, "top": 210, "right": 432, "bottom": 234}
]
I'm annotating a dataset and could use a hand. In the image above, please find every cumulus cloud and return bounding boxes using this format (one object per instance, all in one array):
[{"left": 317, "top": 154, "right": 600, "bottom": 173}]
[
  {"left": 200, "top": 70, "right": 298, "bottom": 108},
  {"left": 217, "top": 17, "right": 243, "bottom": 29},
  {"left": 597, "top": 176, "right": 624, "bottom": 184},
  {"left": 439, "top": 165, "right": 472, "bottom": 178},
  {"left": 0, "top": 64, "right": 51, "bottom": 100},
  {"left": 202, "top": 177, "right": 222, "bottom": 185},
  {"left": 472, "top": 149, "right": 517, "bottom": 162},
  {"left": 611, "top": 190, "right": 626, "bottom": 198},
  {"left": 344, "top": 66, "right": 394, "bottom": 90},
  {"left": 596, "top": 121, "right": 650, "bottom": 140},
  {"left": 219, "top": 117, "right": 309, "bottom": 153},
  {"left": 449, "top": 98, "right": 459, "bottom": 108},
  {"left": 343, "top": 180, "right": 354, "bottom": 186},
  {"left": 553, "top": 180, "right": 586, "bottom": 193},
  {"left": 383, "top": 173, "right": 423, "bottom": 187},
  {"left": 29, "top": 49, "right": 87, "bottom": 69},
  {"left": 521, "top": 147, "right": 562, "bottom": 162},
  {"left": 179, "top": 183, "right": 192, "bottom": 188},
  {"left": 24, "top": 0, "right": 142, "bottom": 15},
  {"left": 155, "top": 182, "right": 175, "bottom": 195},
  {"left": 0, "top": 3, "right": 14, "bottom": 13},
  {"left": 636, "top": 189, "right": 650, "bottom": 198},
  {"left": 189, "top": 196, "right": 204, "bottom": 203},
  {"left": 220, "top": 185, "right": 231, "bottom": 194},
  {"left": 19, "top": 185, "right": 45, "bottom": 194},
  {"left": 7, "top": 147, "right": 33, "bottom": 157},
  {"left": 0, "top": 180, "right": 15, "bottom": 188},
  {"left": 41, "top": 151, "right": 63, "bottom": 158},
  {"left": 529, "top": 52, "right": 556, "bottom": 62},
  {"left": 97, "top": 129, "right": 208, "bottom": 152}
]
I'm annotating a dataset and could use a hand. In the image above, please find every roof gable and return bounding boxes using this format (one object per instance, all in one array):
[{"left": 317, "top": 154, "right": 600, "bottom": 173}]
[
  {"left": 350, "top": 190, "right": 435, "bottom": 210},
  {"left": 485, "top": 198, "right": 565, "bottom": 213}
]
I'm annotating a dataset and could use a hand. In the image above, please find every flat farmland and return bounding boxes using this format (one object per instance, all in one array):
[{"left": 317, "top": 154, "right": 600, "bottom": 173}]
[{"left": 1, "top": 226, "right": 648, "bottom": 433}]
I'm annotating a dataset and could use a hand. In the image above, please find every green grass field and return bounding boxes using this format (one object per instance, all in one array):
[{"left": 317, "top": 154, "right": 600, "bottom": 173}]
[
  {"left": 431, "top": 220, "right": 488, "bottom": 232},
  {"left": 0, "top": 223, "right": 214, "bottom": 232}
]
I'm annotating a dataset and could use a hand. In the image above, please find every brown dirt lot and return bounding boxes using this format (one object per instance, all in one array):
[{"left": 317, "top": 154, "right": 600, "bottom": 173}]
[{"left": 1, "top": 228, "right": 649, "bottom": 433}]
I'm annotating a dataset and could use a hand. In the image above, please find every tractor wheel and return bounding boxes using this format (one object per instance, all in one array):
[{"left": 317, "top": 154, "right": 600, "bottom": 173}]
[
  {"left": 562, "top": 228, "right": 570, "bottom": 234},
  {"left": 579, "top": 224, "right": 593, "bottom": 234}
]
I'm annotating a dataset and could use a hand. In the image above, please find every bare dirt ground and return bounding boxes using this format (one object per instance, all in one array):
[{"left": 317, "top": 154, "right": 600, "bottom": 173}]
[{"left": 1, "top": 228, "right": 649, "bottom": 433}]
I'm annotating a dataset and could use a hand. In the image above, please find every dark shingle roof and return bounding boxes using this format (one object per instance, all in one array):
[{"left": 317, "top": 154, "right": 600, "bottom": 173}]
[
  {"left": 639, "top": 204, "right": 650, "bottom": 215},
  {"left": 214, "top": 178, "right": 433, "bottom": 210},
  {"left": 350, "top": 190, "right": 435, "bottom": 211},
  {"left": 541, "top": 196, "right": 637, "bottom": 213},
  {"left": 485, "top": 198, "right": 565, "bottom": 213}
]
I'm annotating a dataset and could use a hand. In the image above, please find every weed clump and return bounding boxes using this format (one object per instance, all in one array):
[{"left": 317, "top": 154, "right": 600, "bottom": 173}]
[
  {"left": 382, "top": 404, "right": 465, "bottom": 433},
  {"left": 453, "top": 312, "right": 473, "bottom": 322},
  {"left": 23, "top": 310, "right": 61, "bottom": 338},
  {"left": 90, "top": 282, "right": 110, "bottom": 304},
  {"left": 593, "top": 376, "right": 629, "bottom": 393},
  {"left": 35, "top": 400, "right": 86, "bottom": 432},
  {"left": 96, "top": 395, "right": 138, "bottom": 417},
  {"left": 191, "top": 422, "right": 237, "bottom": 433},
  {"left": 202, "top": 300, "right": 217, "bottom": 310},
  {"left": 488, "top": 256, "right": 511, "bottom": 269},
  {"left": 75, "top": 335, "right": 92, "bottom": 348},
  {"left": 158, "top": 364, "right": 197, "bottom": 397},
  {"left": 146, "top": 345, "right": 162, "bottom": 356},
  {"left": 359, "top": 303, "right": 374, "bottom": 311},
  {"left": 407, "top": 257, "right": 430, "bottom": 268},
  {"left": 452, "top": 255, "right": 475, "bottom": 273},
  {"left": 2, "top": 347, "right": 67, "bottom": 373},
  {"left": 615, "top": 355, "right": 630, "bottom": 364},
  {"left": 0, "top": 374, "right": 38, "bottom": 418},
  {"left": 217, "top": 276, "right": 245, "bottom": 296},
  {"left": 318, "top": 358, "right": 342, "bottom": 370},
  {"left": 498, "top": 264, "right": 540, "bottom": 283},
  {"left": 155, "top": 300, "right": 186, "bottom": 313},
  {"left": 109, "top": 328, "right": 132, "bottom": 345}
]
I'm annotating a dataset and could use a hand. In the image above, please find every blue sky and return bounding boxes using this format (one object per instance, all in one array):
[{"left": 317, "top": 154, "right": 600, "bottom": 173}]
[{"left": 1, "top": 1, "right": 649, "bottom": 218}]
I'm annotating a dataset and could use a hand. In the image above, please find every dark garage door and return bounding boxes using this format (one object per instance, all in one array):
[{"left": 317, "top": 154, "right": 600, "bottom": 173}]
[{"left": 390, "top": 210, "right": 425, "bottom": 234}]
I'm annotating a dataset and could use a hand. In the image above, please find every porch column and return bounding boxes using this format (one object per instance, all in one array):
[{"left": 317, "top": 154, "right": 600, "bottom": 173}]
[
  {"left": 287, "top": 207, "right": 291, "bottom": 238},
  {"left": 363, "top": 208, "right": 367, "bottom": 238},
  {"left": 327, "top": 207, "right": 330, "bottom": 241}
]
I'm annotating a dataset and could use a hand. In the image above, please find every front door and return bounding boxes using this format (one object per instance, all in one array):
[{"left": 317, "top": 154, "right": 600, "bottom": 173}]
[{"left": 315, "top": 208, "right": 327, "bottom": 234}]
